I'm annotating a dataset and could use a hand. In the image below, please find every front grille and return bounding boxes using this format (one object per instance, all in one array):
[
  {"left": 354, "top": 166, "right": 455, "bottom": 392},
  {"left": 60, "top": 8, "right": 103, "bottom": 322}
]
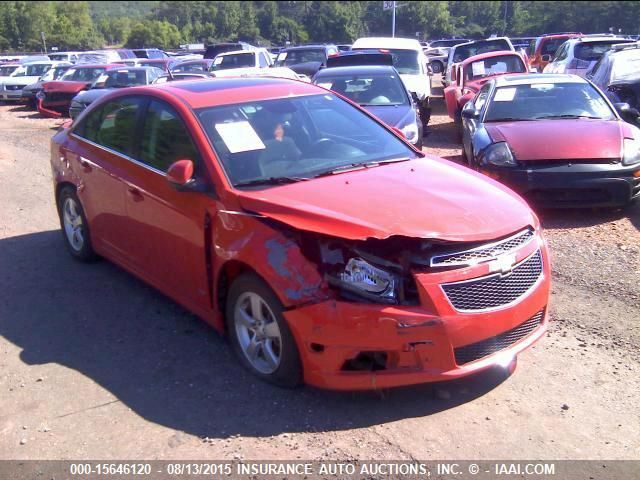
[
  {"left": 454, "top": 309, "right": 545, "bottom": 365},
  {"left": 442, "top": 249, "right": 543, "bottom": 311},
  {"left": 5, "top": 84, "right": 22, "bottom": 91},
  {"left": 45, "top": 92, "right": 74, "bottom": 103},
  {"left": 430, "top": 228, "right": 534, "bottom": 267}
]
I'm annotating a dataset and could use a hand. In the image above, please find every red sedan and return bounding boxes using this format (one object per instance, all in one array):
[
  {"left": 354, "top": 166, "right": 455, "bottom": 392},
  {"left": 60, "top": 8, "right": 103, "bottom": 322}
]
[{"left": 50, "top": 77, "right": 550, "bottom": 390}]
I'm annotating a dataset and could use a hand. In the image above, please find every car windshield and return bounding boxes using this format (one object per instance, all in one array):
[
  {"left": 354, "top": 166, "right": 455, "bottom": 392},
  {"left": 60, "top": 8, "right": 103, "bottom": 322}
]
[
  {"left": 315, "top": 73, "right": 408, "bottom": 106},
  {"left": 276, "top": 49, "right": 326, "bottom": 66},
  {"left": 173, "top": 62, "right": 208, "bottom": 73},
  {"left": 93, "top": 70, "right": 147, "bottom": 89},
  {"left": 49, "top": 54, "right": 68, "bottom": 61},
  {"left": 196, "top": 93, "right": 417, "bottom": 188},
  {"left": 575, "top": 41, "right": 632, "bottom": 61},
  {"left": 612, "top": 52, "right": 640, "bottom": 80},
  {"left": 211, "top": 53, "right": 254, "bottom": 70},
  {"left": 465, "top": 55, "right": 525, "bottom": 81},
  {"left": 541, "top": 38, "right": 568, "bottom": 56},
  {"left": 485, "top": 82, "right": 615, "bottom": 122},
  {"left": 453, "top": 40, "right": 511, "bottom": 63},
  {"left": 0, "top": 65, "right": 18, "bottom": 76},
  {"left": 13, "top": 64, "right": 51, "bottom": 77},
  {"left": 385, "top": 49, "right": 420, "bottom": 75},
  {"left": 61, "top": 67, "right": 106, "bottom": 82},
  {"left": 41, "top": 66, "right": 68, "bottom": 81}
]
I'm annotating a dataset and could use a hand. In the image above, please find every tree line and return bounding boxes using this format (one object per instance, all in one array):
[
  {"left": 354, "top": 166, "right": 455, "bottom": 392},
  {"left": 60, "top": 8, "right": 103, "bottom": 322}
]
[{"left": 1, "top": 1, "right": 639, "bottom": 53}]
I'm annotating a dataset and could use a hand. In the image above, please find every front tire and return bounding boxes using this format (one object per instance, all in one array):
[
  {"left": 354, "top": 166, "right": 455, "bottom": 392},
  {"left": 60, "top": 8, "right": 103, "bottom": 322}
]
[
  {"left": 226, "top": 273, "right": 302, "bottom": 388},
  {"left": 57, "top": 186, "right": 97, "bottom": 261}
]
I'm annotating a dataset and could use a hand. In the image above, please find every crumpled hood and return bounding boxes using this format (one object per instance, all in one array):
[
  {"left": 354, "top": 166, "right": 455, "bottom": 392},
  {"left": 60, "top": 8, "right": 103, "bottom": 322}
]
[
  {"left": 486, "top": 120, "right": 625, "bottom": 161},
  {"left": 236, "top": 157, "right": 535, "bottom": 241},
  {"left": 364, "top": 104, "right": 415, "bottom": 128},
  {"left": 43, "top": 80, "right": 90, "bottom": 94},
  {"left": 400, "top": 74, "right": 430, "bottom": 99}
]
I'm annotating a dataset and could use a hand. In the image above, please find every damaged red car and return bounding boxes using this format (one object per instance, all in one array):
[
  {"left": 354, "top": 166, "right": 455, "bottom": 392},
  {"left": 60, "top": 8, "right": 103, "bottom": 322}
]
[
  {"left": 38, "top": 64, "right": 118, "bottom": 118},
  {"left": 50, "top": 77, "right": 550, "bottom": 390},
  {"left": 444, "top": 50, "right": 527, "bottom": 124}
]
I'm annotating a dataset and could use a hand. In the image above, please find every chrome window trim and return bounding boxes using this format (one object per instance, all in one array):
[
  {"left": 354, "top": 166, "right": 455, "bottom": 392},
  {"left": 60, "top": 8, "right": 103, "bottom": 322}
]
[
  {"left": 70, "top": 133, "right": 166, "bottom": 177},
  {"left": 430, "top": 228, "right": 535, "bottom": 267},
  {"left": 440, "top": 248, "right": 544, "bottom": 314}
]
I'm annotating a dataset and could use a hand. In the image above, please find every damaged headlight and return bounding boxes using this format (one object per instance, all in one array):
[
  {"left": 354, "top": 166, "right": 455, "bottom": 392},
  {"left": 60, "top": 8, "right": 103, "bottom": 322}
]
[{"left": 334, "top": 257, "right": 397, "bottom": 302}]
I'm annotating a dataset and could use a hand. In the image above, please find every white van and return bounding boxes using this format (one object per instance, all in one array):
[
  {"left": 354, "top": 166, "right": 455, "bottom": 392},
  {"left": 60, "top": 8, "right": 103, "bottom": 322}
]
[{"left": 351, "top": 37, "right": 432, "bottom": 124}]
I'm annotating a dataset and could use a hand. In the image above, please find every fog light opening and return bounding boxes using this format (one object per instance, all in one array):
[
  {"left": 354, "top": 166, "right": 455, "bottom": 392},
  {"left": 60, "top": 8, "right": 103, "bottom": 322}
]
[
  {"left": 341, "top": 351, "right": 388, "bottom": 371},
  {"left": 310, "top": 343, "right": 325, "bottom": 353}
]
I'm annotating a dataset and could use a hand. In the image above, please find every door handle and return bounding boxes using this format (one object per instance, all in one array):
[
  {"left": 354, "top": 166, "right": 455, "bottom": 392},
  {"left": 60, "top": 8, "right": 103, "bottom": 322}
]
[
  {"left": 127, "top": 187, "right": 144, "bottom": 202},
  {"left": 79, "top": 158, "right": 92, "bottom": 172}
]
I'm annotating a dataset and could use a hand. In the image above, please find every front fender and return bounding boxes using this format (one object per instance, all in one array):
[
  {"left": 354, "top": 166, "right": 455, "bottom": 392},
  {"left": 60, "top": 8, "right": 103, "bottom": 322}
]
[
  {"left": 212, "top": 209, "right": 328, "bottom": 309},
  {"left": 444, "top": 86, "right": 460, "bottom": 119}
]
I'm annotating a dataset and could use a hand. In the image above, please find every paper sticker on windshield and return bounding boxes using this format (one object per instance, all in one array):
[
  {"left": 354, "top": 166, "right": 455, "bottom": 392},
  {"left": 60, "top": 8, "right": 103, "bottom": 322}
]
[
  {"left": 95, "top": 74, "right": 109, "bottom": 83},
  {"left": 317, "top": 82, "right": 332, "bottom": 90},
  {"left": 215, "top": 121, "right": 265, "bottom": 153},
  {"left": 213, "top": 57, "right": 223, "bottom": 65},
  {"left": 471, "top": 61, "right": 485, "bottom": 76},
  {"left": 494, "top": 87, "right": 516, "bottom": 102},
  {"left": 276, "top": 52, "right": 287, "bottom": 62}
]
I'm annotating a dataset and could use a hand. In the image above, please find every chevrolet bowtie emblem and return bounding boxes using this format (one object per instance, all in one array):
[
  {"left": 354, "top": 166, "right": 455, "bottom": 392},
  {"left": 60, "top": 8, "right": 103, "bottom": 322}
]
[{"left": 489, "top": 253, "right": 517, "bottom": 275}]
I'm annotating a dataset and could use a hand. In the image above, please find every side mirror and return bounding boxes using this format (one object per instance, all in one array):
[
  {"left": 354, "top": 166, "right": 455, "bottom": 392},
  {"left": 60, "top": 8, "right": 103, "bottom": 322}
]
[
  {"left": 614, "top": 102, "right": 640, "bottom": 119},
  {"left": 410, "top": 91, "right": 420, "bottom": 105},
  {"left": 167, "top": 159, "right": 194, "bottom": 187},
  {"left": 461, "top": 107, "right": 480, "bottom": 119},
  {"left": 541, "top": 54, "right": 552, "bottom": 63}
]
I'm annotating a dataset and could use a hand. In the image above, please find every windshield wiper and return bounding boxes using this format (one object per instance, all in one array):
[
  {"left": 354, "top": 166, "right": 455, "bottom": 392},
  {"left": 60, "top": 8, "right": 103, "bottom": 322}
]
[
  {"left": 487, "top": 117, "right": 536, "bottom": 122},
  {"left": 534, "top": 114, "right": 603, "bottom": 120},
  {"left": 233, "top": 176, "right": 309, "bottom": 188},
  {"left": 314, "top": 157, "right": 413, "bottom": 177}
]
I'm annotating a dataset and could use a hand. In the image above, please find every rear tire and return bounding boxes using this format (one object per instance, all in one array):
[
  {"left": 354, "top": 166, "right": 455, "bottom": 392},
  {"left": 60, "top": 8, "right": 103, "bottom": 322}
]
[
  {"left": 57, "top": 186, "right": 97, "bottom": 262},
  {"left": 226, "top": 273, "right": 302, "bottom": 388}
]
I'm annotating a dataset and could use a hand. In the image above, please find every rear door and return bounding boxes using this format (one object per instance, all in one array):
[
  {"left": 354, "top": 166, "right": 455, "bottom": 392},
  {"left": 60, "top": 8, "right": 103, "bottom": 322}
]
[
  {"left": 119, "top": 98, "right": 213, "bottom": 311},
  {"left": 67, "top": 97, "right": 145, "bottom": 259}
]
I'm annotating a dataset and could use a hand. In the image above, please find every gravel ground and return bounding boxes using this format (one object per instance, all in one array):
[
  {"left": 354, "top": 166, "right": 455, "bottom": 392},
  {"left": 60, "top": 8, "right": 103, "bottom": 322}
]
[{"left": 0, "top": 81, "right": 638, "bottom": 463}]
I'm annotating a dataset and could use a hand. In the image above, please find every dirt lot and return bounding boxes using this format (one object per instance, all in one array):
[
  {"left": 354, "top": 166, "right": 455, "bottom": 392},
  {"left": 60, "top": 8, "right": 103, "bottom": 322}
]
[{"left": 0, "top": 81, "right": 639, "bottom": 461}]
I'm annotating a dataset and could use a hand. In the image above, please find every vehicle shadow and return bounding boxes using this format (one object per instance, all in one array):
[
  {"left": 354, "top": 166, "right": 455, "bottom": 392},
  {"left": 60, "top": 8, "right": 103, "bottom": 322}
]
[
  {"left": 537, "top": 200, "right": 640, "bottom": 230},
  {"left": 0, "top": 230, "right": 512, "bottom": 439}
]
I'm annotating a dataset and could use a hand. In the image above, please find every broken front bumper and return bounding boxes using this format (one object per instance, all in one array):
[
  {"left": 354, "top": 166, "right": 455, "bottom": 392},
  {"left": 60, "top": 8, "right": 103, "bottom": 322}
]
[{"left": 284, "top": 240, "right": 551, "bottom": 390}]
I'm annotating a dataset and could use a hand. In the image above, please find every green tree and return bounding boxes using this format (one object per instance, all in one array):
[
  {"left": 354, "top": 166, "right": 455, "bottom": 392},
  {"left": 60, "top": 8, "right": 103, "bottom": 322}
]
[{"left": 125, "top": 20, "right": 182, "bottom": 49}]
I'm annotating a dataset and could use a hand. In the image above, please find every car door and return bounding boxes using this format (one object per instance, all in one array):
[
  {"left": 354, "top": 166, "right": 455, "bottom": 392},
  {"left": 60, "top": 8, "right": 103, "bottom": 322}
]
[
  {"left": 65, "top": 96, "right": 144, "bottom": 260},
  {"left": 119, "top": 98, "right": 213, "bottom": 312}
]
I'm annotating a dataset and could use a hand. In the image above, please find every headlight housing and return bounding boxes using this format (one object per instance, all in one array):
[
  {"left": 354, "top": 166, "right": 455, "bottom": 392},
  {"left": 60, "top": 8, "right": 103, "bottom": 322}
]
[
  {"left": 622, "top": 138, "right": 640, "bottom": 166},
  {"left": 481, "top": 142, "right": 516, "bottom": 167},
  {"left": 333, "top": 257, "right": 397, "bottom": 303},
  {"left": 400, "top": 122, "right": 419, "bottom": 143}
]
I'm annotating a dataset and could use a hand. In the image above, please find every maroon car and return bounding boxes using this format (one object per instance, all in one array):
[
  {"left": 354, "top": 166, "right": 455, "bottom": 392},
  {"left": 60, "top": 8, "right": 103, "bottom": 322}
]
[
  {"left": 460, "top": 74, "right": 640, "bottom": 207},
  {"left": 37, "top": 64, "right": 119, "bottom": 118}
]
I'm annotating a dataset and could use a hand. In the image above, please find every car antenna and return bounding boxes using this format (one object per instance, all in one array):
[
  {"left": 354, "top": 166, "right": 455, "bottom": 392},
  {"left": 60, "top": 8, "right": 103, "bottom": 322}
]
[{"left": 166, "top": 63, "right": 175, "bottom": 81}]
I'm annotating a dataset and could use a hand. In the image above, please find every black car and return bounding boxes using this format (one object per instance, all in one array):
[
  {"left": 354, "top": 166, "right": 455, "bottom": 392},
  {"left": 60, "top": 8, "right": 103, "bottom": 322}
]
[
  {"left": 588, "top": 42, "right": 640, "bottom": 127},
  {"left": 313, "top": 63, "right": 423, "bottom": 148},
  {"left": 69, "top": 67, "right": 162, "bottom": 119},
  {"left": 132, "top": 48, "right": 168, "bottom": 59},
  {"left": 275, "top": 44, "right": 339, "bottom": 77}
]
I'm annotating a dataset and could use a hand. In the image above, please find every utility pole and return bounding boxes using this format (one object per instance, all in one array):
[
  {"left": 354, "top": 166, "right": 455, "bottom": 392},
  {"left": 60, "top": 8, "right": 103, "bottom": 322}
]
[{"left": 41, "top": 31, "right": 47, "bottom": 54}]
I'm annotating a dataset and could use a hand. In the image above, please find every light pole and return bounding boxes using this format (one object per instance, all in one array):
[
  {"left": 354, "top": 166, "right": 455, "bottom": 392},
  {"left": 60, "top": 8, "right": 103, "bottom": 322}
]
[{"left": 41, "top": 32, "right": 47, "bottom": 54}]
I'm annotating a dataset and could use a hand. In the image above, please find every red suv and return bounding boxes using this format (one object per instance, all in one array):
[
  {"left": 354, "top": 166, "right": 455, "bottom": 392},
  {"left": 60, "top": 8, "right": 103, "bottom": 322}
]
[
  {"left": 528, "top": 33, "right": 582, "bottom": 72},
  {"left": 50, "top": 78, "right": 551, "bottom": 390}
]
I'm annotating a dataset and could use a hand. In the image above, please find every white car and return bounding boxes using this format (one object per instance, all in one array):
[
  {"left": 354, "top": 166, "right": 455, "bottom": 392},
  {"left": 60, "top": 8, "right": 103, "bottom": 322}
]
[
  {"left": 210, "top": 49, "right": 274, "bottom": 72},
  {"left": 48, "top": 51, "right": 81, "bottom": 63},
  {"left": 543, "top": 36, "right": 635, "bottom": 77},
  {"left": 351, "top": 37, "right": 432, "bottom": 124},
  {"left": 0, "top": 61, "right": 64, "bottom": 101}
]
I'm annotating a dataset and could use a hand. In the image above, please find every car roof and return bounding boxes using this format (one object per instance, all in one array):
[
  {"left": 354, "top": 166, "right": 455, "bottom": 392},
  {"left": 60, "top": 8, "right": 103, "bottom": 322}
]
[
  {"left": 494, "top": 73, "right": 586, "bottom": 86},
  {"left": 282, "top": 45, "right": 332, "bottom": 51},
  {"left": 352, "top": 37, "right": 422, "bottom": 50},
  {"left": 107, "top": 66, "right": 158, "bottom": 72},
  {"left": 461, "top": 50, "right": 521, "bottom": 66},
  {"left": 315, "top": 65, "right": 398, "bottom": 76},
  {"left": 142, "top": 77, "right": 322, "bottom": 109},
  {"left": 216, "top": 50, "right": 256, "bottom": 57},
  {"left": 455, "top": 37, "right": 511, "bottom": 49},
  {"left": 573, "top": 36, "right": 633, "bottom": 44}
]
